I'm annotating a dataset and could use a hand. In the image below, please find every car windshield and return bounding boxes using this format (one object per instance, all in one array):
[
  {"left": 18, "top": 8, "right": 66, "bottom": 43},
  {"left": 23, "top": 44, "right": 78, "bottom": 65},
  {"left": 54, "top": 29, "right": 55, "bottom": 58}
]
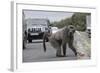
[
  {"left": 32, "top": 24, "right": 47, "bottom": 26},
  {"left": 40, "top": 24, "right": 47, "bottom": 26}
]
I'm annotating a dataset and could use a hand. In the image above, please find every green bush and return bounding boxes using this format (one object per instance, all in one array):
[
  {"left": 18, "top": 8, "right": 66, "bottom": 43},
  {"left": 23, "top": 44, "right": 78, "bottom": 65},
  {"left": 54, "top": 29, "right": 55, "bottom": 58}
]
[{"left": 51, "top": 13, "right": 90, "bottom": 31}]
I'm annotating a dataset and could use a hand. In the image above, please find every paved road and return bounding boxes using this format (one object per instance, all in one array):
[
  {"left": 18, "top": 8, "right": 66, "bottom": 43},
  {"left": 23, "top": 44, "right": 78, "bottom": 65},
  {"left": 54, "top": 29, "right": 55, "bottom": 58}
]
[
  {"left": 23, "top": 31, "right": 90, "bottom": 62},
  {"left": 23, "top": 40, "right": 77, "bottom": 62}
]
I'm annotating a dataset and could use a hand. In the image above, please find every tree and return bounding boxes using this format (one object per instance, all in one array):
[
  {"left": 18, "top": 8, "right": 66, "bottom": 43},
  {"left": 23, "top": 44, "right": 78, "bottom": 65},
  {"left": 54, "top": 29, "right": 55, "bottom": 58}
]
[
  {"left": 71, "top": 13, "right": 87, "bottom": 31},
  {"left": 51, "top": 18, "right": 72, "bottom": 28},
  {"left": 51, "top": 13, "right": 90, "bottom": 31}
]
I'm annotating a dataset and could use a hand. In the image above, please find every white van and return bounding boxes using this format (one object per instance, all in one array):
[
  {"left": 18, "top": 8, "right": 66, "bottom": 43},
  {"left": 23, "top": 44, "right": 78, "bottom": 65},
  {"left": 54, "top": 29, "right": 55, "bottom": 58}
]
[{"left": 25, "top": 18, "right": 50, "bottom": 43}]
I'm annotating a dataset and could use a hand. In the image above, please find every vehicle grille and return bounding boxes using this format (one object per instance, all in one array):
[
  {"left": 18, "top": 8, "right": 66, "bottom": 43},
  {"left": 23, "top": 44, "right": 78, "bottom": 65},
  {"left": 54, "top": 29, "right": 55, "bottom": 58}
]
[{"left": 30, "top": 28, "right": 41, "bottom": 32}]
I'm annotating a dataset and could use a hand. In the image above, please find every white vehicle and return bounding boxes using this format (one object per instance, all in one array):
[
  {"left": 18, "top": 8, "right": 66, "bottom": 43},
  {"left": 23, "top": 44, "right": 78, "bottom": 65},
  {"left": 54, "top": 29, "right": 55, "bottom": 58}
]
[
  {"left": 51, "top": 27, "right": 59, "bottom": 34},
  {"left": 25, "top": 18, "right": 51, "bottom": 43}
]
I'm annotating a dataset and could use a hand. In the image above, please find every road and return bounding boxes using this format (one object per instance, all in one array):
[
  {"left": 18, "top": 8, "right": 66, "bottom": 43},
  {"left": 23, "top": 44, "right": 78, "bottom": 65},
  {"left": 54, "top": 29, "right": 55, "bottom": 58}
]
[{"left": 23, "top": 31, "right": 90, "bottom": 62}]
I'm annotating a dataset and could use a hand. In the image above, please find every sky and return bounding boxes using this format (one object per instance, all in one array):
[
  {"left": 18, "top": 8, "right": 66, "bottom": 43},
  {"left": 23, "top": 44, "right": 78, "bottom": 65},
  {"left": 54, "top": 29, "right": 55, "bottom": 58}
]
[{"left": 23, "top": 10, "right": 74, "bottom": 22}]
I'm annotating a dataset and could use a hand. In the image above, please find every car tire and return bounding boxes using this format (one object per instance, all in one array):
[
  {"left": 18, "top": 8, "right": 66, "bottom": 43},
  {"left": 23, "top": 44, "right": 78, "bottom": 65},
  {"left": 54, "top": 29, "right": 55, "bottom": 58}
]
[
  {"left": 23, "top": 41, "right": 26, "bottom": 49},
  {"left": 28, "top": 39, "right": 32, "bottom": 43},
  {"left": 23, "top": 42, "right": 25, "bottom": 49}
]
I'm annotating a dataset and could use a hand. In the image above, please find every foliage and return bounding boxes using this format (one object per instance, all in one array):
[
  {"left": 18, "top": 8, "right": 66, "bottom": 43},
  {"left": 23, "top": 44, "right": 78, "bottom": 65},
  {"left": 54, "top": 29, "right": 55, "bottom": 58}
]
[{"left": 51, "top": 13, "right": 90, "bottom": 31}]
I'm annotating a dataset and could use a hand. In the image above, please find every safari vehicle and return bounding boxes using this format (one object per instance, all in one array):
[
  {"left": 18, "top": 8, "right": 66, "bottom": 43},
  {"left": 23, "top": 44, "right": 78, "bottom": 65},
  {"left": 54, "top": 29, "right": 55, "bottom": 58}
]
[
  {"left": 51, "top": 27, "right": 59, "bottom": 34},
  {"left": 25, "top": 18, "right": 51, "bottom": 43}
]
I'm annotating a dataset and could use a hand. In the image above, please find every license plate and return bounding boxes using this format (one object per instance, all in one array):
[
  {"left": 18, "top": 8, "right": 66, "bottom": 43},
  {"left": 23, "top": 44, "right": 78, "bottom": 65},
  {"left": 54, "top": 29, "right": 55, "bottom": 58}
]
[{"left": 31, "top": 33, "right": 39, "bottom": 35}]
